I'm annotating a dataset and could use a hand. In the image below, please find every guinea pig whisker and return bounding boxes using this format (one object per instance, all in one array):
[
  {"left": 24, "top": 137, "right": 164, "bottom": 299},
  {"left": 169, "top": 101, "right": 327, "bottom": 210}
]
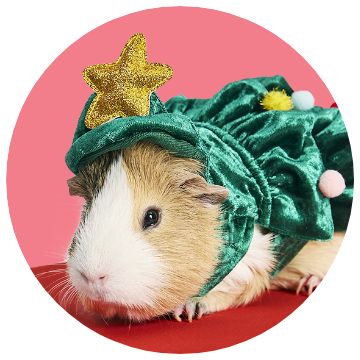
[
  {"left": 60, "top": 284, "right": 74, "bottom": 305},
  {"left": 61, "top": 286, "right": 79, "bottom": 310},
  {"left": 127, "top": 318, "right": 132, "bottom": 333},
  {"left": 35, "top": 268, "right": 67, "bottom": 279},
  {"left": 59, "top": 285, "right": 72, "bottom": 308},
  {"left": 46, "top": 277, "right": 71, "bottom": 297},
  {"left": 59, "top": 281, "right": 79, "bottom": 309},
  {"left": 43, "top": 275, "right": 69, "bottom": 293},
  {"left": 57, "top": 281, "right": 72, "bottom": 300},
  {"left": 100, "top": 314, "right": 109, "bottom": 326},
  {"left": 43, "top": 249, "right": 68, "bottom": 259},
  {"left": 74, "top": 293, "right": 82, "bottom": 317}
]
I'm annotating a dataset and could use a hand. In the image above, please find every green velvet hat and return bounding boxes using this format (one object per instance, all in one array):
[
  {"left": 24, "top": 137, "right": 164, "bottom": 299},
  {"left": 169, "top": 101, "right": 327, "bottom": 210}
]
[{"left": 66, "top": 34, "right": 353, "bottom": 297}]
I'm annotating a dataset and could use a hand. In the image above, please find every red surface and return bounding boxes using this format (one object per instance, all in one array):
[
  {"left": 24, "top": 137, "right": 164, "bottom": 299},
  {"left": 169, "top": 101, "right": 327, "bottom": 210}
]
[{"left": 32, "top": 264, "right": 308, "bottom": 353}]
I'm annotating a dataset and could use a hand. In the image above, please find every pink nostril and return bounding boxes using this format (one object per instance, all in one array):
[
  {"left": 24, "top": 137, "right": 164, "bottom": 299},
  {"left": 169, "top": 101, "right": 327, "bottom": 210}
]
[{"left": 98, "top": 275, "right": 106, "bottom": 280}]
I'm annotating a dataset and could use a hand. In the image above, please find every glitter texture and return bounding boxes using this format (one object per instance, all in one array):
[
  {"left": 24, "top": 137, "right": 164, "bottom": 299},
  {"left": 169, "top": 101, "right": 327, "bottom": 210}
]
[{"left": 83, "top": 33, "right": 173, "bottom": 129}]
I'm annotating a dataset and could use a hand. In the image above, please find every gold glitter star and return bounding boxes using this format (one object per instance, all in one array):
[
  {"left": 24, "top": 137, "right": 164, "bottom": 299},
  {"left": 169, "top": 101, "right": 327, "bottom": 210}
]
[{"left": 83, "top": 33, "right": 173, "bottom": 129}]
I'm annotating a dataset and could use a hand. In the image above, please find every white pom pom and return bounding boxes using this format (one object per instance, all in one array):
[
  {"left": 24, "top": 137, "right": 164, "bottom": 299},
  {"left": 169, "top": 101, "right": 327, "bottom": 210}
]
[
  {"left": 318, "top": 170, "right": 346, "bottom": 198},
  {"left": 291, "top": 90, "right": 315, "bottom": 110}
]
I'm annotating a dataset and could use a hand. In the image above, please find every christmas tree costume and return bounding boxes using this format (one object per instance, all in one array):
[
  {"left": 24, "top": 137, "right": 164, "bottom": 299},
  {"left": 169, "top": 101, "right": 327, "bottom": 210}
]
[{"left": 65, "top": 34, "right": 353, "bottom": 297}]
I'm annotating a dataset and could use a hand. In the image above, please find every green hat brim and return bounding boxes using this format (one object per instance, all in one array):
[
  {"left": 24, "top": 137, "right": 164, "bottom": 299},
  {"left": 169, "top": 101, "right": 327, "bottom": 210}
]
[{"left": 65, "top": 93, "right": 206, "bottom": 174}]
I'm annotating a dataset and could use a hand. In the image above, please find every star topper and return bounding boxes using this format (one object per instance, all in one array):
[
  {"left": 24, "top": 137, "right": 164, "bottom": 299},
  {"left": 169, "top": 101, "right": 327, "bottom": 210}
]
[{"left": 82, "top": 33, "right": 173, "bottom": 129}]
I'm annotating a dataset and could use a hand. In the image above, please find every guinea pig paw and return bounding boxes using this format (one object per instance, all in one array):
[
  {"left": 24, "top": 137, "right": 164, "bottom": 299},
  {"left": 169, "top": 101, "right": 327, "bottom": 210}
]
[
  {"left": 172, "top": 300, "right": 203, "bottom": 322},
  {"left": 196, "top": 302, "right": 208, "bottom": 320},
  {"left": 296, "top": 274, "right": 322, "bottom": 295},
  {"left": 172, "top": 304, "right": 185, "bottom": 322}
]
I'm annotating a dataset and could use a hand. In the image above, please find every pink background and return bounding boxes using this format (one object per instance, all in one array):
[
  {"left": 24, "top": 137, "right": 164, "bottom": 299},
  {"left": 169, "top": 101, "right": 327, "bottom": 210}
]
[{"left": 7, "top": 7, "right": 335, "bottom": 267}]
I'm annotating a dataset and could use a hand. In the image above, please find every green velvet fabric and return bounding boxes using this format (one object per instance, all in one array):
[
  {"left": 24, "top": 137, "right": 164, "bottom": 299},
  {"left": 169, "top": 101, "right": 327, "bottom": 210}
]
[
  {"left": 65, "top": 76, "right": 353, "bottom": 298},
  {"left": 66, "top": 92, "right": 206, "bottom": 173}
]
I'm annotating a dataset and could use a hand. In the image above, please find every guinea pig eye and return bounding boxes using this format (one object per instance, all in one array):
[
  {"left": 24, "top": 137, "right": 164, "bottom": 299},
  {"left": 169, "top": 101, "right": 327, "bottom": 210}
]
[{"left": 143, "top": 208, "right": 161, "bottom": 230}]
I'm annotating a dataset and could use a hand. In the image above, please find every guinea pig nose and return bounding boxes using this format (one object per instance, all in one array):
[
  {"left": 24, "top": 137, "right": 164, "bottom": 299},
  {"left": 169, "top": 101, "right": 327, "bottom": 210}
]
[
  {"left": 79, "top": 271, "right": 107, "bottom": 284},
  {"left": 91, "top": 275, "right": 107, "bottom": 285},
  {"left": 79, "top": 270, "right": 107, "bottom": 284}
]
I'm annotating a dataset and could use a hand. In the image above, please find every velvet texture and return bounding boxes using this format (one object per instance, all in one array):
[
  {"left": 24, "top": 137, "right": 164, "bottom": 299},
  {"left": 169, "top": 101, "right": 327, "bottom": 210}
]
[
  {"left": 66, "top": 76, "right": 353, "bottom": 297},
  {"left": 66, "top": 92, "right": 205, "bottom": 173}
]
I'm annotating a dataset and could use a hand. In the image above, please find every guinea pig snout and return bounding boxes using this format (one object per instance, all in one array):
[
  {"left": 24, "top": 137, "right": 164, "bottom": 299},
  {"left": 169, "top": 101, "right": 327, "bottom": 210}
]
[{"left": 69, "top": 265, "right": 111, "bottom": 301}]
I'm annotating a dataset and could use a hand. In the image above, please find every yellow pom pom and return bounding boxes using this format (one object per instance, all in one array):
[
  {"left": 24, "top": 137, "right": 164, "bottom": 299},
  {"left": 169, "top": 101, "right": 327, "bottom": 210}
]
[{"left": 260, "top": 89, "right": 293, "bottom": 111}]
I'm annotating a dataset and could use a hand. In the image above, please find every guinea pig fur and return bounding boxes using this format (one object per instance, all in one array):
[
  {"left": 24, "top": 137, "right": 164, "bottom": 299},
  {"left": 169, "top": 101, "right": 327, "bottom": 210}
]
[
  {"left": 67, "top": 141, "right": 228, "bottom": 321},
  {"left": 66, "top": 141, "right": 343, "bottom": 322}
]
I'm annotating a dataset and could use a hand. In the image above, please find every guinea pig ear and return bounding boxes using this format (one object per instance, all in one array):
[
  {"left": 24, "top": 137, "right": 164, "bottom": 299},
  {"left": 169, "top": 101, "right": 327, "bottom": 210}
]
[
  {"left": 180, "top": 175, "right": 229, "bottom": 206},
  {"left": 67, "top": 176, "right": 87, "bottom": 198}
]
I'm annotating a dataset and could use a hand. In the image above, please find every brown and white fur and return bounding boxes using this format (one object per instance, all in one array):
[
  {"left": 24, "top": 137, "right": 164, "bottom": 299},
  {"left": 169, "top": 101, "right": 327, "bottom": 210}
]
[{"left": 66, "top": 141, "right": 343, "bottom": 322}]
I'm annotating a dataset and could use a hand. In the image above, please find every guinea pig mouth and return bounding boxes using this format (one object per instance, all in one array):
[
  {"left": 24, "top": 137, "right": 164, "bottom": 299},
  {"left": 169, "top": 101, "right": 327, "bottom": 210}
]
[
  {"left": 81, "top": 296, "right": 130, "bottom": 320},
  {"left": 86, "top": 288, "right": 107, "bottom": 302},
  {"left": 74, "top": 283, "right": 137, "bottom": 318},
  {"left": 81, "top": 295, "right": 159, "bottom": 322},
  {"left": 74, "top": 282, "right": 110, "bottom": 303}
]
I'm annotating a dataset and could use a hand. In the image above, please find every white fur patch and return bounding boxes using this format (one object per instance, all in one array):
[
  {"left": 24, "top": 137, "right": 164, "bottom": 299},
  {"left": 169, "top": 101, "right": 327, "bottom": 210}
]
[
  {"left": 68, "top": 156, "right": 167, "bottom": 307},
  {"left": 211, "top": 225, "right": 275, "bottom": 294}
]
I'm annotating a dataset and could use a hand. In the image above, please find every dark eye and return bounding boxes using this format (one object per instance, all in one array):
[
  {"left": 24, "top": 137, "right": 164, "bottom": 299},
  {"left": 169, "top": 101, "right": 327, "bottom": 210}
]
[{"left": 143, "top": 208, "right": 161, "bottom": 229}]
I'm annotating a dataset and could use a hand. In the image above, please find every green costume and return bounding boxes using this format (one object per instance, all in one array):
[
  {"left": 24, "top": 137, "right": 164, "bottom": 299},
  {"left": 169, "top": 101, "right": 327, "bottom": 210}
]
[{"left": 65, "top": 35, "right": 353, "bottom": 298}]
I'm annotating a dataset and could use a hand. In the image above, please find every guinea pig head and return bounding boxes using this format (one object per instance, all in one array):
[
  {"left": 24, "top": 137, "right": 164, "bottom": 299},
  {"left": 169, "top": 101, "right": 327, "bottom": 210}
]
[{"left": 66, "top": 142, "right": 228, "bottom": 321}]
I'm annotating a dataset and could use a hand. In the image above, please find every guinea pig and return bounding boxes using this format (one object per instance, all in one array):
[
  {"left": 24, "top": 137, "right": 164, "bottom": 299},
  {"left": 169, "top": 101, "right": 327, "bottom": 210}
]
[{"left": 66, "top": 141, "right": 343, "bottom": 322}]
